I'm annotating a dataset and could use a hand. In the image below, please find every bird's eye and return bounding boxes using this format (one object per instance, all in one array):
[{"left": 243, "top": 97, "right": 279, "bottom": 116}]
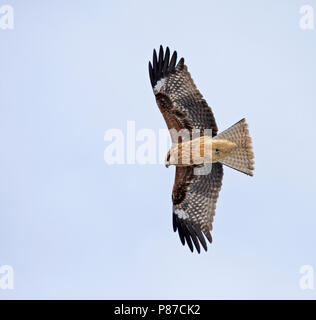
[
  {"left": 167, "top": 153, "right": 170, "bottom": 161},
  {"left": 215, "top": 148, "right": 220, "bottom": 154}
]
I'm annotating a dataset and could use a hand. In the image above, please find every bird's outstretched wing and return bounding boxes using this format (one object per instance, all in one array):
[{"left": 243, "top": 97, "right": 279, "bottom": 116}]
[
  {"left": 148, "top": 45, "right": 218, "bottom": 141},
  {"left": 172, "top": 163, "right": 223, "bottom": 253},
  {"left": 149, "top": 46, "right": 223, "bottom": 253}
]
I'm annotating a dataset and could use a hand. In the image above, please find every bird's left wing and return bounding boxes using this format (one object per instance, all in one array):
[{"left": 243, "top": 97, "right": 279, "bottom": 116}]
[{"left": 149, "top": 46, "right": 218, "bottom": 142}]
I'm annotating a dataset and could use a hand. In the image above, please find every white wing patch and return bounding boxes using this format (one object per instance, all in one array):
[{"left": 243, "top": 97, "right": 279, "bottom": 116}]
[
  {"left": 153, "top": 78, "right": 166, "bottom": 94},
  {"left": 175, "top": 209, "right": 189, "bottom": 220}
]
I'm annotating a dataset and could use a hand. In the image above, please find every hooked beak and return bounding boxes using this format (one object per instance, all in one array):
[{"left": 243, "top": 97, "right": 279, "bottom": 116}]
[{"left": 165, "top": 151, "right": 171, "bottom": 168}]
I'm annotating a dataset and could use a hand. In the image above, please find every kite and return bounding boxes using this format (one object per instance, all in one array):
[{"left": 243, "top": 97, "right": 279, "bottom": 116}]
[{"left": 149, "top": 46, "right": 254, "bottom": 253}]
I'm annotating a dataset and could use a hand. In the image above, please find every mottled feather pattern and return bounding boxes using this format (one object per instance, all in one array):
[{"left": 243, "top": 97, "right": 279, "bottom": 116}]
[
  {"left": 149, "top": 46, "right": 218, "bottom": 137},
  {"left": 166, "top": 62, "right": 218, "bottom": 136},
  {"left": 149, "top": 46, "right": 224, "bottom": 253},
  {"left": 173, "top": 163, "right": 223, "bottom": 253}
]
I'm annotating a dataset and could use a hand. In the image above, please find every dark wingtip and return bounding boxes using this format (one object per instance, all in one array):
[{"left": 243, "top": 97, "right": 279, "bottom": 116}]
[
  {"left": 177, "top": 57, "right": 185, "bottom": 70},
  {"left": 204, "top": 230, "right": 212, "bottom": 244},
  {"left": 153, "top": 49, "right": 158, "bottom": 74},
  {"left": 192, "top": 224, "right": 207, "bottom": 251},
  {"left": 180, "top": 220, "right": 194, "bottom": 252},
  {"left": 148, "top": 61, "right": 154, "bottom": 87},
  {"left": 173, "top": 213, "right": 177, "bottom": 232},
  {"left": 173, "top": 213, "right": 209, "bottom": 253},
  {"left": 149, "top": 46, "right": 178, "bottom": 88},
  {"left": 169, "top": 51, "right": 177, "bottom": 72},
  {"left": 158, "top": 46, "right": 164, "bottom": 74},
  {"left": 186, "top": 222, "right": 201, "bottom": 253},
  {"left": 162, "top": 47, "right": 170, "bottom": 76}
]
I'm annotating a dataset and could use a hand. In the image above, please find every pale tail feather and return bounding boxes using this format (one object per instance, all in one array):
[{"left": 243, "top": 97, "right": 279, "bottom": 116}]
[{"left": 214, "top": 118, "right": 254, "bottom": 176}]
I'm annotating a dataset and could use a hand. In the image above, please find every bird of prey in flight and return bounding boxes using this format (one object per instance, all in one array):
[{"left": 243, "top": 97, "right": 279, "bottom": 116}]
[{"left": 149, "top": 46, "right": 254, "bottom": 253}]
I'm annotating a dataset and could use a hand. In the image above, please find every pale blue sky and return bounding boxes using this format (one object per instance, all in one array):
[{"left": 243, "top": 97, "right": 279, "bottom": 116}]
[{"left": 1, "top": 0, "right": 316, "bottom": 299}]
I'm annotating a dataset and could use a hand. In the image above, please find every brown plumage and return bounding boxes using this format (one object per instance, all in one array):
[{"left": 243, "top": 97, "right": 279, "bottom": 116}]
[{"left": 149, "top": 46, "right": 254, "bottom": 253}]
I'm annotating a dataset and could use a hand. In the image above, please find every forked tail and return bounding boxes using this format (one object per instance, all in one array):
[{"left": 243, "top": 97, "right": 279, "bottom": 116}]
[{"left": 214, "top": 118, "right": 254, "bottom": 176}]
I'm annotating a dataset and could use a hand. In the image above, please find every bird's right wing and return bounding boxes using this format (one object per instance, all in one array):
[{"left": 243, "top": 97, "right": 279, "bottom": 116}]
[{"left": 172, "top": 163, "right": 224, "bottom": 253}]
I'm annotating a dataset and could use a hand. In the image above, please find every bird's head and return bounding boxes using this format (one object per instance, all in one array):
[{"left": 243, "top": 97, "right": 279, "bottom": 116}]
[
  {"left": 165, "top": 150, "right": 171, "bottom": 168},
  {"left": 165, "top": 147, "right": 188, "bottom": 167}
]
